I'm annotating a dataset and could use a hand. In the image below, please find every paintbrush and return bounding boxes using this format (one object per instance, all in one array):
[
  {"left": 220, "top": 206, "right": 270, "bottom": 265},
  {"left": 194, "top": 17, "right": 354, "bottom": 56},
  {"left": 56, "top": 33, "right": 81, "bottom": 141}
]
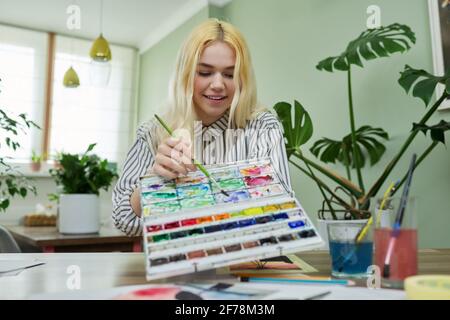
[
  {"left": 154, "top": 114, "right": 229, "bottom": 197},
  {"left": 383, "top": 153, "right": 417, "bottom": 279}
]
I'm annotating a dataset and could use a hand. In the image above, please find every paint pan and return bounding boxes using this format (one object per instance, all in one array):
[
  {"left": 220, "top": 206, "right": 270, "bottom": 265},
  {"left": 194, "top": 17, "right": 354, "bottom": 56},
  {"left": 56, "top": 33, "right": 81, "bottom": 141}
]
[
  {"left": 169, "top": 254, "right": 187, "bottom": 262},
  {"left": 176, "top": 183, "right": 211, "bottom": 198},
  {"left": 244, "top": 175, "right": 274, "bottom": 187},
  {"left": 224, "top": 244, "right": 242, "bottom": 252},
  {"left": 215, "top": 190, "right": 250, "bottom": 203},
  {"left": 242, "top": 241, "right": 260, "bottom": 249},
  {"left": 262, "top": 204, "right": 280, "bottom": 213},
  {"left": 206, "top": 247, "right": 223, "bottom": 256},
  {"left": 248, "top": 184, "right": 284, "bottom": 198},
  {"left": 210, "top": 167, "right": 240, "bottom": 181},
  {"left": 187, "top": 250, "right": 206, "bottom": 259},
  {"left": 180, "top": 195, "right": 215, "bottom": 209},
  {"left": 242, "top": 207, "right": 264, "bottom": 216},
  {"left": 176, "top": 175, "right": 208, "bottom": 186},
  {"left": 142, "top": 190, "right": 177, "bottom": 204},
  {"left": 213, "top": 213, "right": 230, "bottom": 221},
  {"left": 150, "top": 257, "right": 169, "bottom": 266},
  {"left": 141, "top": 182, "right": 176, "bottom": 193},
  {"left": 239, "top": 164, "right": 272, "bottom": 177},
  {"left": 212, "top": 178, "right": 245, "bottom": 192},
  {"left": 148, "top": 200, "right": 181, "bottom": 214}
]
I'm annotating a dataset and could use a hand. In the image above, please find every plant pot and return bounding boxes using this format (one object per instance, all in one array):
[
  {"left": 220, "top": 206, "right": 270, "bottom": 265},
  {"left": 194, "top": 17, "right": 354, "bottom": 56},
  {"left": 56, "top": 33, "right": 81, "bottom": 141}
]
[
  {"left": 30, "top": 161, "right": 41, "bottom": 172},
  {"left": 58, "top": 194, "right": 99, "bottom": 234},
  {"left": 316, "top": 218, "right": 369, "bottom": 250}
]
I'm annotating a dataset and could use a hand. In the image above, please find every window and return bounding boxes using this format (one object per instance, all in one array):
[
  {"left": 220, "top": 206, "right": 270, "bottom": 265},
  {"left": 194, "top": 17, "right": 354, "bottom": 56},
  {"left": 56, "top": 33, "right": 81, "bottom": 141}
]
[
  {"left": 50, "top": 36, "right": 137, "bottom": 164},
  {"left": 0, "top": 24, "right": 47, "bottom": 160},
  {"left": 0, "top": 24, "right": 137, "bottom": 166}
]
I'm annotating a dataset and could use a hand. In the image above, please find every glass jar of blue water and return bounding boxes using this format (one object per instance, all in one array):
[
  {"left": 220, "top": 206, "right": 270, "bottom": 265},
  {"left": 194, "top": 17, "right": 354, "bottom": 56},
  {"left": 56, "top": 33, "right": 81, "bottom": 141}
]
[{"left": 327, "top": 220, "right": 373, "bottom": 279}]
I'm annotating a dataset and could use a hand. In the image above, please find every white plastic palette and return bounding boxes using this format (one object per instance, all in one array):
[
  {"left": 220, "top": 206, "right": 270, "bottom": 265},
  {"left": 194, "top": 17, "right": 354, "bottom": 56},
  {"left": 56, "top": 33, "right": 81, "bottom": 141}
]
[{"left": 140, "top": 158, "right": 324, "bottom": 280}]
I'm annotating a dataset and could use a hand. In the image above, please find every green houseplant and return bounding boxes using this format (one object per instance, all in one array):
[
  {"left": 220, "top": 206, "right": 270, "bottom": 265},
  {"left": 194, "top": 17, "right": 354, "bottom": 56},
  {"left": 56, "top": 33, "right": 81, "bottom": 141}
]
[
  {"left": 1, "top": 78, "right": 39, "bottom": 212},
  {"left": 49, "top": 143, "right": 118, "bottom": 234},
  {"left": 274, "top": 23, "right": 450, "bottom": 226}
]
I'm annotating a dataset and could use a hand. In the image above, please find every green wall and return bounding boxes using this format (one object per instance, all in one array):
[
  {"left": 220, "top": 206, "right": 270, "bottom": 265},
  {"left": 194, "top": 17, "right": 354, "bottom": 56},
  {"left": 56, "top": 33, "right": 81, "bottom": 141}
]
[
  {"left": 138, "top": 0, "right": 450, "bottom": 248},
  {"left": 138, "top": 7, "right": 209, "bottom": 122}
]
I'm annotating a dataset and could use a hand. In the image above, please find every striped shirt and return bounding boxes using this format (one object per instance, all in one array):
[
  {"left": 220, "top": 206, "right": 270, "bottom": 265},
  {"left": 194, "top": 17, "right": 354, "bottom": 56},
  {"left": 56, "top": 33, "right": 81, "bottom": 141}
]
[{"left": 112, "top": 111, "right": 291, "bottom": 236}]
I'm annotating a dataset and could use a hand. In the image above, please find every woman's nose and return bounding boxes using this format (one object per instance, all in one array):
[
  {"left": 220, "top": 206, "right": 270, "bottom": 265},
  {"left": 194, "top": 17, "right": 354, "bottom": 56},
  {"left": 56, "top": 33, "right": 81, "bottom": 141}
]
[{"left": 210, "top": 73, "right": 225, "bottom": 90}]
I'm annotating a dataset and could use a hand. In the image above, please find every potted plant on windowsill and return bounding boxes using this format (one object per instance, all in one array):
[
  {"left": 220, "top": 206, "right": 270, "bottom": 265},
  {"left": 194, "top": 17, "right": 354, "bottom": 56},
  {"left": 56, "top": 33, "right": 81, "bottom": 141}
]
[
  {"left": 30, "top": 151, "right": 43, "bottom": 172},
  {"left": 49, "top": 143, "right": 118, "bottom": 234},
  {"left": 273, "top": 23, "right": 450, "bottom": 247}
]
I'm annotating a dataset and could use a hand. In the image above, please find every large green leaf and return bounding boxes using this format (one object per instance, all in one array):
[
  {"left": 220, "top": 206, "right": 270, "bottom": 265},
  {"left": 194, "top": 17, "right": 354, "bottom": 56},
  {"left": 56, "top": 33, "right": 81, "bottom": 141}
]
[
  {"left": 273, "top": 100, "right": 313, "bottom": 157},
  {"left": 317, "top": 23, "right": 415, "bottom": 72},
  {"left": 413, "top": 120, "right": 450, "bottom": 144},
  {"left": 310, "top": 125, "right": 389, "bottom": 168},
  {"left": 398, "top": 65, "right": 450, "bottom": 106}
]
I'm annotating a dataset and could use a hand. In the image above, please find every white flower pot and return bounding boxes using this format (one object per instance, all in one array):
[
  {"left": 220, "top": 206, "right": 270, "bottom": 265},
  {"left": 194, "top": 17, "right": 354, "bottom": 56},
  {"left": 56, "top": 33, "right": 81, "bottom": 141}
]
[{"left": 58, "top": 194, "right": 99, "bottom": 234}]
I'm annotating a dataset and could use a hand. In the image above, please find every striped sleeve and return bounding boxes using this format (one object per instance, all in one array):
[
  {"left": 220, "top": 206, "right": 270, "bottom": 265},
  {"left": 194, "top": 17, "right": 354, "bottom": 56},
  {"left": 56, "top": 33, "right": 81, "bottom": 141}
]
[
  {"left": 250, "top": 112, "right": 292, "bottom": 189},
  {"left": 112, "top": 122, "right": 155, "bottom": 236}
]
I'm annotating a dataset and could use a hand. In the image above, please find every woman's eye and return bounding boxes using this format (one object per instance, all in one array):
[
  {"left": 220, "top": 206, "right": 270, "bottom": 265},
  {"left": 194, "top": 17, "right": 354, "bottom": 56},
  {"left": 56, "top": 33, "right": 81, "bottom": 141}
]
[
  {"left": 198, "top": 71, "right": 211, "bottom": 77},
  {"left": 223, "top": 73, "right": 234, "bottom": 79}
]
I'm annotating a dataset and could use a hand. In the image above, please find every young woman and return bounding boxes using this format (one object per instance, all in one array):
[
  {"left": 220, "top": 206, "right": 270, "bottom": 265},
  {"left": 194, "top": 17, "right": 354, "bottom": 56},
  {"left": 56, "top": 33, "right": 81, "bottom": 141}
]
[{"left": 113, "top": 19, "right": 291, "bottom": 236}]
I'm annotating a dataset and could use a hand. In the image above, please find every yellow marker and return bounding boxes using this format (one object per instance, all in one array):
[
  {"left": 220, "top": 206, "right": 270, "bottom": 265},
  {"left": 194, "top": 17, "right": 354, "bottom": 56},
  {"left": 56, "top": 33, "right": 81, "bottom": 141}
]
[{"left": 355, "top": 182, "right": 396, "bottom": 244}]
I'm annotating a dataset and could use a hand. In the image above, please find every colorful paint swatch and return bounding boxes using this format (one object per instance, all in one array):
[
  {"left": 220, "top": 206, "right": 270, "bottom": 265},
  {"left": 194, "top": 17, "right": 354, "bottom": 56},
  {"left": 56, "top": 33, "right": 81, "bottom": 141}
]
[
  {"left": 146, "top": 225, "right": 162, "bottom": 232},
  {"left": 206, "top": 247, "right": 223, "bottom": 256},
  {"left": 211, "top": 167, "right": 240, "bottom": 181},
  {"left": 249, "top": 184, "right": 284, "bottom": 198},
  {"left": 142, "top": 182, "right": 175, "bottom": 192},
  {"left": 212, "top": 178, "right": 245, "bottom": 192},
  {"left": 180, "top": 195, "right": 215, "bottom": 209},
  {"left": 224, "top": 244, "right": 242, "bottom": 252},
  {"left": 176, "top": 183, "right": 211, "bottom": 198},
  {"left": 279, "top": 201, "right": 297, "bottom": 209},
  {"left": 213, "top": 213, "right": 230, "bottom": 221},
  {"left": 187, "top": 250, "right": 206, "bottom": 259},
  {"left": 242, "top": 207, "right": 264, "bottom": 216},
  {"left": 262, "top": 204, "right": 280, "bottom": 213},
  {"left": 242, "top": 241, "right": 260, "bottom": 249},
  {"left": 244, "top": 175, "right": 274, "bottom": 187},
  {"left": 197, "top": 216, "right": 213, "bottom": 224},
  {"left": 176, "top": 175, "right": 207, "bottom": 186},
  {"left": 148, "top": 200, "right": 181, "bottom": 214},
  {"left": 142, "top": 190, "right": 178, "bottom": 203},
  {"left": 239, "top": 164, "right": 272, "bottom": 177},
  {"left": 215, "top": 190, "right": 250, "bottom": 203},
  {"left": 181, "top": 218, "right": 197, "bottom": 226}
]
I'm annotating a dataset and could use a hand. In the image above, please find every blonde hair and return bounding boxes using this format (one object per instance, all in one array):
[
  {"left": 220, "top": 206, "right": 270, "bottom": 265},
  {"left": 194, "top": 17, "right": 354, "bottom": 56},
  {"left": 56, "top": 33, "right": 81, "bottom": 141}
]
[{"left": 156, "top": 18, "right": 264, "bottom": 145}]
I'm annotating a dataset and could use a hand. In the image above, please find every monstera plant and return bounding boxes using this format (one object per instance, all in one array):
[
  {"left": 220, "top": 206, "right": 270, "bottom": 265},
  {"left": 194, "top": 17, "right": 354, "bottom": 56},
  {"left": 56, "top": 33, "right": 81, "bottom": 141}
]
[{"left": 274, "top": 23, "right": 450, "bottom": 220}]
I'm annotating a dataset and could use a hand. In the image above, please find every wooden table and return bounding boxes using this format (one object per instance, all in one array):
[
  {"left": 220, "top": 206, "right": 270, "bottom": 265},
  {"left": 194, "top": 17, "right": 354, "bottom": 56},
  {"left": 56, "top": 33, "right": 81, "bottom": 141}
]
[
  {"left": 1, "top": 249, "right": 449, "bottom": 299},
  {"left": 4, "top": 225, "right": 142, "bottom": 253}
]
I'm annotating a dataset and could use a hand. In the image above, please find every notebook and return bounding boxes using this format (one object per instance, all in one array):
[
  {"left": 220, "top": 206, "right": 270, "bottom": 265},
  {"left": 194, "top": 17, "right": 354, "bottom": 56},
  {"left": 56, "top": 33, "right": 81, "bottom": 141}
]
[{"left": 140, "top": 158, "right": 323, "bottom": 280}]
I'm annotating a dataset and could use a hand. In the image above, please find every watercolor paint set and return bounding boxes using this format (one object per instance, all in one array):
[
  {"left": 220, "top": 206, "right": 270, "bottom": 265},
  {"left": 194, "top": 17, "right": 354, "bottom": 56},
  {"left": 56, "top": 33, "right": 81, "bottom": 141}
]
[{"left": 140, "top": 158, "right": 324, "bottom": 280}]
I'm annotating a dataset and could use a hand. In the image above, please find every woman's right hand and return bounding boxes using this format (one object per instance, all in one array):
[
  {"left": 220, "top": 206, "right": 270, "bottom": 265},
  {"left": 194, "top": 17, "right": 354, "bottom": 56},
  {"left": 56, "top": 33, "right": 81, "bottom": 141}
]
[{"left": 152, "top": 137, "right": 196, "bottom": 179}]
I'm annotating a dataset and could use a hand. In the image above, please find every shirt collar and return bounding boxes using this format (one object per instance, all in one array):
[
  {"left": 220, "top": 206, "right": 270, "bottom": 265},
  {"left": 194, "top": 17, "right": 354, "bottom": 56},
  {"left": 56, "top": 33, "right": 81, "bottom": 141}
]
[{"left": 202, "top": 110, "right": 229, "bottom": 133}]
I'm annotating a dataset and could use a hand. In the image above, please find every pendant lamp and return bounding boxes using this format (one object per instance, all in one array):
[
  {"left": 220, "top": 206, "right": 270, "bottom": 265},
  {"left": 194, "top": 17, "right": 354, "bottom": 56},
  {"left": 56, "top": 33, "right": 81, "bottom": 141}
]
[{"left": 89, "top": 0, "right": 112, "bottom": 86}]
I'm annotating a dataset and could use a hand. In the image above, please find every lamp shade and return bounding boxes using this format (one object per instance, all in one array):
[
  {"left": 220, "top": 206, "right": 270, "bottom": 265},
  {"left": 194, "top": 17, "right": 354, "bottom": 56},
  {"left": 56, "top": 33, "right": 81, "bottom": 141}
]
[
  {"left": 63, "top": 66, "right": 80, "bottom": 88},
  {"left": 89, "top": 34, "right": 112, "bottom": 62}
]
